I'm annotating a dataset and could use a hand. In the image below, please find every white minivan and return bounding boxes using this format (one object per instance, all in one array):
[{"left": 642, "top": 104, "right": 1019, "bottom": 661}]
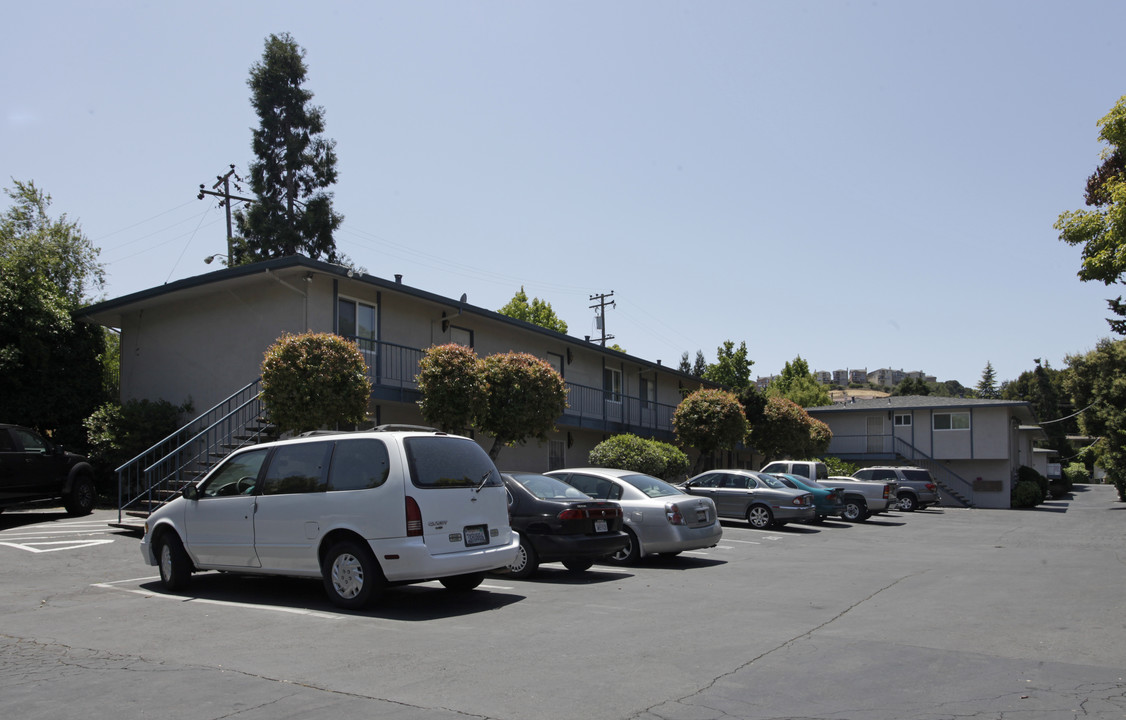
[{"left": 140, "top": 427, "right": 518, "bottom": 609}]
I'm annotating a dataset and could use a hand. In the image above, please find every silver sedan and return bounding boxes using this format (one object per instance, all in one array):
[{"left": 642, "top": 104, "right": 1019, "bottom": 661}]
[
  {"left": 680, "top": 469, "right": 816, "bottom": 529},
  {"left": 546, "top": 468, "right": 722, "bottom": 564}
]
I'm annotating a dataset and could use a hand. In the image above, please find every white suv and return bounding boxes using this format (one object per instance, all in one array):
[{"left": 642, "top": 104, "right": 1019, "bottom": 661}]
[{"left": 141, "top": 427, "right": 518, "bottom": 609}]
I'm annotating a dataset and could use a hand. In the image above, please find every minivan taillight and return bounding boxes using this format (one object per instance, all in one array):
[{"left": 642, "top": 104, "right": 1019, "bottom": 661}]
[{"left": 405, "top": 495, "right": 423, "bottom": 537}]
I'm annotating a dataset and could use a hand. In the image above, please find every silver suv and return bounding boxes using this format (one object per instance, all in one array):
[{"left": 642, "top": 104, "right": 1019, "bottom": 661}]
[{"left": 852, "top": 466, "right": 938, "bottom": 511}]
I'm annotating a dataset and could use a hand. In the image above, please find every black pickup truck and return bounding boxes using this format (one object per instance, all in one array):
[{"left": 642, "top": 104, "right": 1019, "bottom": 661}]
[{"left": 0, "top": 424, "right": 97, "bottom": 515}]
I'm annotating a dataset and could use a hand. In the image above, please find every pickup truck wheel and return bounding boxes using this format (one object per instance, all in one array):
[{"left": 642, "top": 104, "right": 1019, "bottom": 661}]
[
  {"left": 842, "top": 499, "right": 868, "bottom": 522},
  {"left": 897, "top": 494, "right": 917, "bottom": 512},
  {"left": 63, "top": 475, "right": 96, "bottom": 516},
  {"left": 746, "top": 505, "right": 774, "bottom": 529},
  {"left": 323, "top": 540, "right": 385, "bottom": 609}
]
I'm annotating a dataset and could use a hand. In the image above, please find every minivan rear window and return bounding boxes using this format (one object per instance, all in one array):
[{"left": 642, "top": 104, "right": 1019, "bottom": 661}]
[{"left": 405, "top": 437, "right": 502, "bottom": 488}]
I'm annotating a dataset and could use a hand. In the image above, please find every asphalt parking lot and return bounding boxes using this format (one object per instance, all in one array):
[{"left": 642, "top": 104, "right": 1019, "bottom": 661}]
[{"left": 2, "top": 484, "right": 1124, "bottom": 720}]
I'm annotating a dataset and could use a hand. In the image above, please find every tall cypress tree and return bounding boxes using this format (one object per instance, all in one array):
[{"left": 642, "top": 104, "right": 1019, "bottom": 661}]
[{"left": 234, "top": 33, "right": 342, "bottom": 264}]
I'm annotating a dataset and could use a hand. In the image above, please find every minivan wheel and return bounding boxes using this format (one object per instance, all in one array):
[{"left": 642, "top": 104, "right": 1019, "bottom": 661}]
[
  {"left": 746, "top": 505, "right": 774, "bottom": 529},
  {"left": 897, "top": 494, "right": 917, "bottom": 512},
  {"left": 440, "top": 572, "right": 485, "bottom": 591},
  {"left": 64, "top": 475, "right": 96, "bottom": 516},
  {"left": 157, "top": 533, "right": 191, "bottom": 591},
  {"left": 323, "top": 540, "right": 384, "bottom": 610}
]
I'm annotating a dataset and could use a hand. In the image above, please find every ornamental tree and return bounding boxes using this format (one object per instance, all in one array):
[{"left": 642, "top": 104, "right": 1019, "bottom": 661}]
[
  {"left": 673, "top": 388, "right": 749, "bottom": 473},
  {"left": 749, "top": 395, "right": 831, "bottom": 463},
  {"left": 260, "top": 332, "right": 371, "bottom": 435},
  {"left": 478, "top": 352, "right": 568, "bottom": 461},
  {"left": 416, "top": 343, "right": 486, "bottom": 433},
  {"left": 497, "top": 287, "right": 568, "bottom": 333}
]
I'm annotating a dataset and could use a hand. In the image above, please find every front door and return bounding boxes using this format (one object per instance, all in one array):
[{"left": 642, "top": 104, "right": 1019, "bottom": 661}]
[
  {"left": 182, "top": 447, "right": 269, "bottom": 569},
  {"left": 866, "top": 416, "right": 885, "bottom": 454}
]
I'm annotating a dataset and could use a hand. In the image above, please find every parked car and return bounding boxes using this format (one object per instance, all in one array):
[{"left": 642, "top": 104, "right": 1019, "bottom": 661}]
[
  {"left": 759, "top": 460, "right": 829, "bottom": 481},
  {"left": 852, "top": 466, "right": 939, "bottom": 511},
  {"left": 826, "top": 475, "right": 899, "bottom": 521},
  {"left": 546, "top": 468, "right": 722, "bottom": 564},
  {"left": 0, "top": 424, "right": 97, "bottom": 516},
  {"left": 680, "top": 469, "right": 815, "bottom": 529},
  {"left": 771, "top": 473, "right": 846, "bottom": 521},
  {"left": 501, "top": 472, "right": 627, "bottom": 578},
  {"left": 141, "top": 427, "right": 519, "bottom": 609}
]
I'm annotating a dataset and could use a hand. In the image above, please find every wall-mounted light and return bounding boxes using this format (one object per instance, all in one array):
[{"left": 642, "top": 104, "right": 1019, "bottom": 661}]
[
  {"left": 566, "top": 348, "right": 573, "bottom": 364},
  {"left": 566, "top": 432, "right": 574, "bottom": 448}
]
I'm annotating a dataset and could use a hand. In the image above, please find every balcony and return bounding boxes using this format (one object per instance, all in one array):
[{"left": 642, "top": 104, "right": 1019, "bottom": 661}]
[{"left": 346, "top": 336, "right": 678, "bottom": 440}]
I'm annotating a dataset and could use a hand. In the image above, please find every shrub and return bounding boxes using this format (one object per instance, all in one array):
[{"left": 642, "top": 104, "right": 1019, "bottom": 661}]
[
  {"left": 478, "top": 352, "right": 568, "bottom": 461},
  {"left": 1063, "top": 462, "right": 1089, "bottom": 486},
  {"left": 823, "top": 456, "right": 858, "bottom": 477},
  {"left": 84, "top": 398, "right": 192, "bottom": 492},
  {"left": 1017, "top": 465, "right": 1049, "bottom": 498},
  {"left": 674, "top": 388, "right": 748, "bottom": 471},
  {"left": 261, "top": 332, "right": 372, "bottom": 435},
  {"left": 589, "top": 434, "right": 689, "bottom": 480},
  {"left": 1011, "top": 480, "right": 1045, "bottom": 508},
  {"left": 416, "top": 344, "right": 486, "bottom": 433}
]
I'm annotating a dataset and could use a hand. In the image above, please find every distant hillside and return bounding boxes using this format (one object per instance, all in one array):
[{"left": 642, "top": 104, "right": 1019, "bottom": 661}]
[{"left": 828, "top": 388, "right": 891, "bottom": 404}]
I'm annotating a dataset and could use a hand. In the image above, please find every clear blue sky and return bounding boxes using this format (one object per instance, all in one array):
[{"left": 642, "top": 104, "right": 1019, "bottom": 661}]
[{"left": 6, "top": 1, "right": 1124, "bottom": 387}]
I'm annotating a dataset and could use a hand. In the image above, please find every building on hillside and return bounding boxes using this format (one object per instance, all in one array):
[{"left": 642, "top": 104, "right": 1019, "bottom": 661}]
[
  {"left": 78, "top": 255, "right": 737, "bottom": 474},
  {"left": 805, "top": 396, "right": 1048, "bottom": 509}
]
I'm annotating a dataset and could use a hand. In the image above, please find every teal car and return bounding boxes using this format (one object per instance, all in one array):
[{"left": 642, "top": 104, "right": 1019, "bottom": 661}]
[{"left": 772, "top": 473, "right": 846, "bottom": 522}]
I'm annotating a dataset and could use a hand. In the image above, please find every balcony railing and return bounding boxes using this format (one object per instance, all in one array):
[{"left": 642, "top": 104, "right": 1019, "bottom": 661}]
[{"left": 344, "top": 336, "right": 679, "bottom": 436}]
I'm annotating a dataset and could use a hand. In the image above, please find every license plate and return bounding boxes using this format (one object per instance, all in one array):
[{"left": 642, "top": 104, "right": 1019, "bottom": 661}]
[
  {"left": 696, "top": 508, "right": 709, "bottom": 522},
  {"left": 464, "top": 524, "right": 489, "bottom": 547},
  {"left": 594, "top": 519, "right": 608, "bottom": 533}
]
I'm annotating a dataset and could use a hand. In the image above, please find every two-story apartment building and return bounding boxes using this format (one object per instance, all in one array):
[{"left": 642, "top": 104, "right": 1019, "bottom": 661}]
[
  {"left": 78, "top": 255, "right": 722, "bottom": 473},
  {"left": 806, "top": 396, "right": 1048, "bottom": 509}
]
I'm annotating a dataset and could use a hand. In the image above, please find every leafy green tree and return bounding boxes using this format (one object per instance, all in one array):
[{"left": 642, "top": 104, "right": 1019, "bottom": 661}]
[
  {"left": 1063, "top": 338, "right": 1126, "bottom": 500},
  {"left": 750, "top": 396, "right": 831, "bottom": 463},
  {"left": 702, "top": 340, "right": 754, "bottom": 389},
  {"left": 589, "top": 434, "right": 689, "bottom": 480},
  {"left": 766, "top": 356, "right": 831, "bottom": 407},
  {"left": 1002, "top": 360, "right": 1074, "bottom": 456},
  {"left": 260, "top": 332, "right": 372, "bottom": 435},
  {"left": 1056, "top": 95, "right": 1126, "bottom": 333},
  {"left": 0, "top": 180, "right": 109, "bottom": 445},
  {"left": 893, "top": 377, "right": 931, "bottom": 396},
  {"left": 478, "top": 352, "right": 568, "bottom": 461},
  {"left": 233, "top": 33, "right": 342, "bottom": 265},
  {"left": 497, "top": 287, "right": 568, "bottom": 333},
  {"left": 975, "top": 361, "right": 1000, "bottom": 399},
  {"left": 673, "top": 388, "right": 749, "bottom": 473},
  {"left": 416, "top": 344, "right": 487, "bottom": 433},
  {"left": 84, "top": 398, "right": 193, "bottom": 488}
]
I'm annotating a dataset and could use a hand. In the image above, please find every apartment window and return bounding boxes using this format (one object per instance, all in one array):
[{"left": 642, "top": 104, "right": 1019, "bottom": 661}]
[
  {"left": 933, "top": 412, "right": 970, "bottom": 431},
  {"left": 603, "top": 368, "right": 622, "bottom": 403},
  {"left": 894, "top": 414, "right": 912, "bottom": 427},
  {"left": 338, "top": 298, "right": 377, "bottom": 345},
  {"left": 450, "top": 326, "right": 472, "bottom": 347}
]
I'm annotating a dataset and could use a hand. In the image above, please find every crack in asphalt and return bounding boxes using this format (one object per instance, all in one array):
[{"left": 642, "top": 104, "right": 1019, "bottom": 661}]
[{"left": 629, "top": 572, "right": 922, "bottom": 720}]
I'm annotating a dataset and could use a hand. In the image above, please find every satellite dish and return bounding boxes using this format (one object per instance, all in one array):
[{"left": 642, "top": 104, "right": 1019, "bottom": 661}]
[{"left": 459, "top": 293, "right": 467, "bottom": 304}]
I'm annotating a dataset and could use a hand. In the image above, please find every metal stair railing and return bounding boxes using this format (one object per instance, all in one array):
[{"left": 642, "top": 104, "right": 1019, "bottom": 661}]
[
  {"left": 891, "top": 437, "right": 976, "bottom": 507},
  {"left": 115, "top": 379, "right": 271, "bottom": 524}
]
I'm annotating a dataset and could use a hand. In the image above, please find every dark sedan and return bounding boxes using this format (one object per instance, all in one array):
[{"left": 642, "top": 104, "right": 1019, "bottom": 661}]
[{"left": 501, "top": 472, "right": 628, "bottom": 578}]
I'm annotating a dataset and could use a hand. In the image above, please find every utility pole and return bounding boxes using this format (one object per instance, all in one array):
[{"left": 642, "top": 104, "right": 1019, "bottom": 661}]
[
  {"left": 197, "top": 165, "right": 253, "bottom": 260},
  {"left": 589, "top": 291, "right": 616, "bottom": 347}
]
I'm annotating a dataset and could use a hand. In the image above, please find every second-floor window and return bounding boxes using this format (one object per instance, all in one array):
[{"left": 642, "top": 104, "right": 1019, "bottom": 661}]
[
  {"left": 603, "top": 368, "right": 622, "bottom": 403},
  {"left": 933, "top": 412, "right": 970, "bottom": 431},
  {"left": 338, "top": 298, "right": 377, "bottom": 346}
]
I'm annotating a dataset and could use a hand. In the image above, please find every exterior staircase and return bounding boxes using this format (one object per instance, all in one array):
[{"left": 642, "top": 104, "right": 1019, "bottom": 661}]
[
  {"left": 110, "top": 379, "right": 277, "bottom": 533},
  {"left": 891, "top": 437, "right": 975, "bottom": 508}
]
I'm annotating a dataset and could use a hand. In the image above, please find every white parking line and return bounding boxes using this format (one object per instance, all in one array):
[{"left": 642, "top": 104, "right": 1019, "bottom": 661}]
[
  {"left": 1, "top": 539, "right": 115, "bottom": 553},
  {"left": 92, "top": 579, "right": 347, "bottom": 620}
]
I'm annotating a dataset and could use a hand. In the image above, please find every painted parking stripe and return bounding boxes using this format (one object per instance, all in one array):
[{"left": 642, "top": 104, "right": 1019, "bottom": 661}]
[
  {"left": 93, "top": 579, "right": 347, "bottom": 620},
  {"left": 0, "top": 539, "right": 116, "bottom": 553}
]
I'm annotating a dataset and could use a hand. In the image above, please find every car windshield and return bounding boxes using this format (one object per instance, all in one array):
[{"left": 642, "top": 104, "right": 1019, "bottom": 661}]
[
  {"left": 510, "top": 473, "right": 589, "bottom": 500},
  {"left": 620, "top": 474, "right": 682, "bottom": 498}
]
